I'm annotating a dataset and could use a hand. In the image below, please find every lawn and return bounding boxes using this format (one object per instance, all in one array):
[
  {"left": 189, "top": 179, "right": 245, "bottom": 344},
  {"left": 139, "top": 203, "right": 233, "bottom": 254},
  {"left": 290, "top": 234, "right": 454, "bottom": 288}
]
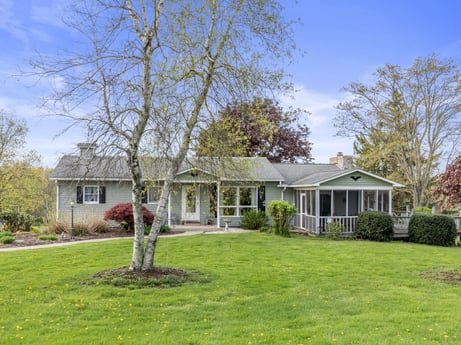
[{"left": 1, "top": 232, "right": 460, "bottom": 344}]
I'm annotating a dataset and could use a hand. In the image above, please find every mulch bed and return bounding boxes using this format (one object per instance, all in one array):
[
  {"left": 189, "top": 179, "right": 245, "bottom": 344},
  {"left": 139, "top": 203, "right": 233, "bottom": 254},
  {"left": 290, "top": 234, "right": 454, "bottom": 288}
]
[{"left": 0, "top": 229, "right": 185, "bottom": 249}]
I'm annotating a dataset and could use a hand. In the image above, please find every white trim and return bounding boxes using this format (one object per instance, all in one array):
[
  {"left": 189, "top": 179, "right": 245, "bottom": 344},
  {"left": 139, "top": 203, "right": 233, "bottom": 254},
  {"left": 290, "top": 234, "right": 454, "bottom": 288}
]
[
  {"left": 83, "top": 185, "right": 100, "bottom": 204},
  {"left": 56, "top": 183, "right": 60, "bottom": 221}
]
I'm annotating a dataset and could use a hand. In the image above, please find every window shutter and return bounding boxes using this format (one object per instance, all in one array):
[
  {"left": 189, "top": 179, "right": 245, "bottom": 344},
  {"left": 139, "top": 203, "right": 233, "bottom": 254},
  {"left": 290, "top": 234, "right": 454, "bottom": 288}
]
[
  {"left": 141, "top": 185, "right": 148, "bottom": 204},
  {"left": 258, "top": 186, "right": 266, "bottom": 212},
  {"left": 99, "top": 186, "right": 106, "bottom": 204},
  {"left": 76, "top": 186, "right": 83, "bottom": 204}
]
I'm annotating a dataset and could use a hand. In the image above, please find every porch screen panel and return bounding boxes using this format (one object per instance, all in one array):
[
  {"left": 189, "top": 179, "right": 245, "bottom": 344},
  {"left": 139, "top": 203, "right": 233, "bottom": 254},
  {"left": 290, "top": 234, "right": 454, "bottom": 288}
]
[
  {"left": 333, "top": 190, "right": 347, "bottom": 216},
  {"left": 310, "top": 190, "right": 316, "bottom": 216},
  {"left": 363, "top": 191, "right": 376, "bottom": 211},
  {"left": 348, "top": 190, "right": 359, "bottom": 216},
  {"left": 320, "top": 191, "right": 331, "bottom": 216},
  {"left": 378, "top": 191, "right": 389, "bottom": 212}
]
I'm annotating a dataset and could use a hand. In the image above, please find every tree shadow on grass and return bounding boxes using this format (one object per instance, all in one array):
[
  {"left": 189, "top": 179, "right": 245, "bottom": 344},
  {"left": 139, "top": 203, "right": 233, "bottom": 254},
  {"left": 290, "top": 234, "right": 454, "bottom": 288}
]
[{"left": 82, "top": 266, "right": 211, "bottom": 289}]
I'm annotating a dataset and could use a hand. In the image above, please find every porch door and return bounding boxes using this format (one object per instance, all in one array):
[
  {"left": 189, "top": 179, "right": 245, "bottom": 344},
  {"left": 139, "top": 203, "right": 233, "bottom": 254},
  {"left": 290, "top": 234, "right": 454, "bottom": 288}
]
[{"left": 182, "top": 185, "right": 200, "bottom": 222}]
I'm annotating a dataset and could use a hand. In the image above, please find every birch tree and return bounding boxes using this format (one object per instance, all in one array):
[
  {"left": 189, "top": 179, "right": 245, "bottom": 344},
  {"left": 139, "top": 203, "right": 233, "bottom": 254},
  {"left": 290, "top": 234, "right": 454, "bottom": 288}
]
[
  {"left": 335, "top": 55, "right": 461, "bottom": 208},
  {"left": 35, "top": 0, "right": 296, "bottom": 271}
]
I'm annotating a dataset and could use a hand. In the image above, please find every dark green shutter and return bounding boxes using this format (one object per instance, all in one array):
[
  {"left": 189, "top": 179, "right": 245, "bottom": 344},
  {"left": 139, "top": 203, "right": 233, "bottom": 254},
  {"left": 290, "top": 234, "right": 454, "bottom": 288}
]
[
  {"left": 258, "top": 186, "right": 266, "bottom": 212},
  {"left": 76, "top": 186, "right": 83, "bottom": 204},
  {"left": 99, "top": 186, "right": 106, "bottom": 204}
]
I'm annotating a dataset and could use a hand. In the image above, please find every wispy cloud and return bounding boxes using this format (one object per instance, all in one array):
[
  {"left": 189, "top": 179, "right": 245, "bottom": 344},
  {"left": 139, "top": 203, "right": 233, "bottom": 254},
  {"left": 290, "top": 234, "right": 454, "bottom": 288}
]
[
  {"left": 279, "top": 85, "right": 354, "bottom": 162},
  {"left": 0, "top": 0, "right": 28, "bottom": 45}
]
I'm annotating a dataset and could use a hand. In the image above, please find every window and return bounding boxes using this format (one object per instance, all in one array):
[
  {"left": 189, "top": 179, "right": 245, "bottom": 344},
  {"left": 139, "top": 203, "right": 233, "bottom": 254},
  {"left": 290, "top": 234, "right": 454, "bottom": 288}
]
[
  {"left": 221, "top": 187, "right": 237, "bottom": 216},
  {"left": 76, "top": 185, "right": 105, "bottom": 204},
  {"left": 148, "top": 186, "right": 162, "bottom": 204},
  {"left": 84, "top": 186, "right": 99, "bottom": 204},
  {"left": 219, "top": 186, "right": 257, "bottom": 216}
]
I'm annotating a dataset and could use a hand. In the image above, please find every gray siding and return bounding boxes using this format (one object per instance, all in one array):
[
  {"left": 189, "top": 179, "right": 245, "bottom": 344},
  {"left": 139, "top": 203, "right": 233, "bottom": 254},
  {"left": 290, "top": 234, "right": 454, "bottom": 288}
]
[
  {"left": 57, "top": 180, "right": 132, "bottom": 224},
  {"left": 264, "top": 182, "right": 283, "bottom": 206}
]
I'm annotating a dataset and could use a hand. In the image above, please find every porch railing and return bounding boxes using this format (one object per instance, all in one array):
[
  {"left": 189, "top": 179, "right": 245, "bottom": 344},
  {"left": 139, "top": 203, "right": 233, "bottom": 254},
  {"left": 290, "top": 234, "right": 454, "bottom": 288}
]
[
  {"left": 294, "top": 214, "right": 461, "bottom": 236},
  {"left": 392, "top": 215, "right": 461, "bottom": 233},
  {"left": 319, "top": 216, "right": 357, "bottom": 234}
]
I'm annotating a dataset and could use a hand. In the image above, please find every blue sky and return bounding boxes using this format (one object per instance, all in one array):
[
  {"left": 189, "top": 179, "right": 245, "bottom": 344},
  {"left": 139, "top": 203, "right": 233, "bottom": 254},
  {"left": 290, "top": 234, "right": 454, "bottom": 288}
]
[{"left": 1, "top": 0, "right": 461, "bottom": 167}]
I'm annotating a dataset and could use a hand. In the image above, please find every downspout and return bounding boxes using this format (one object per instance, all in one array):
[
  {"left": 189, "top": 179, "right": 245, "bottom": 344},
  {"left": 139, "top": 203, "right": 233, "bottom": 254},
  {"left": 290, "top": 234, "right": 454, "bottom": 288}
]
[{"left": 281, "top": 184, "right": 287, "bottom": 200}]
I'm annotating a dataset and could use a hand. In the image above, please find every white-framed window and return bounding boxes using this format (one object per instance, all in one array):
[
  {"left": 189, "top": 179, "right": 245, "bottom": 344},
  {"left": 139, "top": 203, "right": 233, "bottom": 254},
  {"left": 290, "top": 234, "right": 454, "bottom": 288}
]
[
  {"left": 219, "top": 186, "right": 257, "bottom": 216},
  {"left": 84, "top": 185, "right": 99, "bottom": 204},
  {"left": 148, "top": 186, "right": 162, "bottom": 204}
]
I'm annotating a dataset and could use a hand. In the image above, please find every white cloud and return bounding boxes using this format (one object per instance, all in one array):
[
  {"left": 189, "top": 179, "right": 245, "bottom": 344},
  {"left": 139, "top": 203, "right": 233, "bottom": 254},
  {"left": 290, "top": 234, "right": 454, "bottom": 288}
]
[{"left": 279, "top": 85, "right": 355, "bottom": 163}]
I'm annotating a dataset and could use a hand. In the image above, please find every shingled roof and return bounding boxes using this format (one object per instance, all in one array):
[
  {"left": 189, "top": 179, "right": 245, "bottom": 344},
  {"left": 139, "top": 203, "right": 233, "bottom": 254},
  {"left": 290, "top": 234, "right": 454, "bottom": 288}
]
[
  {"left": 272, "top": 163, "right": 347, "bottom": 186},
  {"left": 50, "top": 155, "right": 284, "bottom": 182}
]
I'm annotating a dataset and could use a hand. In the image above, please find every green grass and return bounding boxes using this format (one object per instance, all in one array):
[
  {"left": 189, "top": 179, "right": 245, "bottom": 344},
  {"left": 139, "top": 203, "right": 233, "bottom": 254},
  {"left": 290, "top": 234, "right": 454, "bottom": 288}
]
[{"left": 1, "top": 233, "right": 461, "bottom": 344}]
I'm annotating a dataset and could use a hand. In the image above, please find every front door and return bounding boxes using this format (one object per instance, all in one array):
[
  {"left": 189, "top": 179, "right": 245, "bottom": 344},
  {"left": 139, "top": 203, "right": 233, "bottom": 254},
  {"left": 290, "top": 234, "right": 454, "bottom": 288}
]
[{"left": 182, "top": 185, "right": 200, "bottom": 222}]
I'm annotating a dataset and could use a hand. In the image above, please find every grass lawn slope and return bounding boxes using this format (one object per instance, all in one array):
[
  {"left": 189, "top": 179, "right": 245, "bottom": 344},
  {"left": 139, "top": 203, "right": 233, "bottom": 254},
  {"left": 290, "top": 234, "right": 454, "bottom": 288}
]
[{"left": 1, "top": 233, "right": 460, "bottom": 344}]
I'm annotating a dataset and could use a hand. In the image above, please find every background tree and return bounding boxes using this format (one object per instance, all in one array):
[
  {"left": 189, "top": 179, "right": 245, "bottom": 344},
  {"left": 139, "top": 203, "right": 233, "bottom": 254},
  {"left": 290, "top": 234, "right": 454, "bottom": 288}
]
[
  {"left": 335, "top": 55, "right": 461, "bottom": 208},
  {"left": 196, "top": 98, "right": 312, "bottom": 163},
  {"left": 0, "top": 112, "right": 53, "bottom": 222},
  {"left": 0, "top": 111, "right": 27, "bottom": 164},
  {"left": 35, "top": 0, "right": 296, "bottom": 271},
  {"left": 433, "top": 155, "right": 461, "bottom": 212}
]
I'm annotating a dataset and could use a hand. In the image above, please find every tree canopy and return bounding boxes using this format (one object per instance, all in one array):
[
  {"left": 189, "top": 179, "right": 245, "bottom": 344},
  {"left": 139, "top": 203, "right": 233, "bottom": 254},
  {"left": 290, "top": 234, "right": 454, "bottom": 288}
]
[
  {"left": 335, "top": 54, "right": 461, "bottom": 208},
  {"left": 196, "top": 98, "right": 312, "bottom": 163},
  {"left": 433, "top": 156, "right": 461, "bottom": 211},
  {"left": 0, "top": 111, "right": 53, "bottom": 222},
  {"left": 34, "top": 0, "right": 297, "bottom": 270}
]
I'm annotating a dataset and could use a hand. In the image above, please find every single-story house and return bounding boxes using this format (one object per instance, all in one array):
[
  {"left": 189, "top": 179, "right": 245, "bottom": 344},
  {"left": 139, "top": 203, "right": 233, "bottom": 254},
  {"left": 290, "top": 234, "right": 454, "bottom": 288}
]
[{"left": 50, "top": 143, "right": 403, "bottom": 234}]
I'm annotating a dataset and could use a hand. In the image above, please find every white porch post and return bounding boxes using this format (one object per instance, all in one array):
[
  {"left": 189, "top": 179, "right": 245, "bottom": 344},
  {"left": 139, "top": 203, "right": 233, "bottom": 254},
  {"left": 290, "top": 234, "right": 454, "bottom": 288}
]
[
  {"left": 389, "top": 189, "right": 393, "bottom": 215},
  {"left": 216, "top": 182, "right": 221, "bottom": 228},
  {"left": 315, "top": 189, "right": 320, "bottom": 234},
  {"left": 167, "top": 192, "right": 171, "bottom": 226}
]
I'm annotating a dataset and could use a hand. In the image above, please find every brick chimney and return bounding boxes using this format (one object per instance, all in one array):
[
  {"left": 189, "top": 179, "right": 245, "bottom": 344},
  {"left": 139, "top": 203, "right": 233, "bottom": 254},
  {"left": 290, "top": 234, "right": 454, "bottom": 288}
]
[
  {"left": 329, "top": 152, "right": 353, "bottom": 169},
  {"left": 77, "top": 142, "right": 97, "bottom": 160}
]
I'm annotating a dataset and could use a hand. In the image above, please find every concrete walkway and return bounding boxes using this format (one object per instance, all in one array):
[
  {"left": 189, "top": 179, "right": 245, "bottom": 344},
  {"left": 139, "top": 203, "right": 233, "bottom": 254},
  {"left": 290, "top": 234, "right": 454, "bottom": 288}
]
[{"left": 0, "top": 225, "right": 253, "bottom": 252}]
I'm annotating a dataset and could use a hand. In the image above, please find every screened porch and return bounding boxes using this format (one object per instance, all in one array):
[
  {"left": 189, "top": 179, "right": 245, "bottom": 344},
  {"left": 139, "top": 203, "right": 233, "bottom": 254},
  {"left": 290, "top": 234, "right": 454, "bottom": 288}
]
[{"left": 292, "top": 189, "right": 392, "bottom": 234}]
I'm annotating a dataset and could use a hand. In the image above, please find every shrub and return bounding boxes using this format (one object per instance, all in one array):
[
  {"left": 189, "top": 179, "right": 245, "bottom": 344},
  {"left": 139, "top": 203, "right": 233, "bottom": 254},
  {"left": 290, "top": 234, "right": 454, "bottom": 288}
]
[
  {"left": 0, "top": 231, "right": 13, "bottom": 238},
  {"left": 38, "top": 234, "right": 58, "bottom": 241},
  {"left": 0, "top": 235, "right": 15, "bottom": 244},
  {"left": 268, "top": 200, "right": 297, "bottom": 237},
  {"left": 89, "top": 220, "right": 111, "bottom": 234},
  {"left": 240, "top": 210, "right": 268, "bottom": 230},
  {"left": 73, "top": 222, "right": 90, "bottom": 236},
  {"left": 104, "top": 203, "right": 154, "bottom": 231},
  {"left": 144, "top": 224, "right": 171, "bottom": 235},
  {"left": 0, "top": 211, "right": 32, "bottom": 232},
  {"left": 324, "top": 221, "right": 344, "bottom": 240},
  {"left": 49, "top": 221, "right": 69, "bottom": 235},
  {"left": 414, "top": 206, "right": 432, "bottom": 214},
  {"left": 160, "top": 224, "right": 171, "bottom": 233},
  {"left": 408, "top": 213, "right": 456, "bottom": 246},
  {"left": 355, "top": 211, "right": 394, "bottom": 242},
  {"left": 259, "top": 225, "right": 272, "bottom": 233}
]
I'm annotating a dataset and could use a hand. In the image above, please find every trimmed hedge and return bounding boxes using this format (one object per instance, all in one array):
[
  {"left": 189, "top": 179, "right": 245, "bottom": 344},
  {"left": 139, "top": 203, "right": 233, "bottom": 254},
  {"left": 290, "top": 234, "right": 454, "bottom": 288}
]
[
  {"left": 355, "top": 211, "right": 394, "bottom": 242},
  {"left": 408, "top": 213, "right": 456, "bottom": 247}
]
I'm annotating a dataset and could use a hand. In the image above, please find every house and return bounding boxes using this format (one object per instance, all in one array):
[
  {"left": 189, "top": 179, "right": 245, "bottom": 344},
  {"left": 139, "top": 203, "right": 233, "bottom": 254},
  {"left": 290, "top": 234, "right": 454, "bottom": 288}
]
[{"left": 50, "top": 145, "right": 403, "bottom": 234}]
